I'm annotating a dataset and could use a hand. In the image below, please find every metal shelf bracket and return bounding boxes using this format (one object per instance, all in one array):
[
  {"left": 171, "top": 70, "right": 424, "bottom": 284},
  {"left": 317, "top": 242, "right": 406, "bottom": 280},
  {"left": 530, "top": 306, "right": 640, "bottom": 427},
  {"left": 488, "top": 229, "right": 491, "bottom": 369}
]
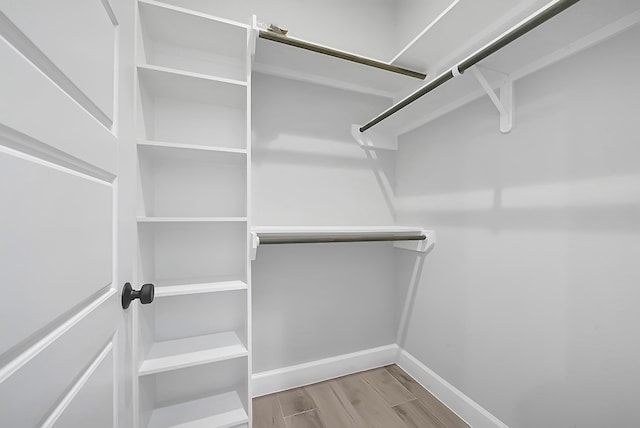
[{"left": 470, "top": 65, "right": 513, "bottom": 133}]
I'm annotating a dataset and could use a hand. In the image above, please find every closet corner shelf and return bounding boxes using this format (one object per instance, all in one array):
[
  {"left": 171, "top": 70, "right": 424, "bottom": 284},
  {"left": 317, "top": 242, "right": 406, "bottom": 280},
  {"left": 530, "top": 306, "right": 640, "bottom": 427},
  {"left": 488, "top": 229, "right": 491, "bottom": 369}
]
[
  {"left": 147, "top": 390, "right": 248, "bottom": 428},
  {"left": 139, "top": 331, "right": 247, "bottom": 377},
  {"left": 254, "top": 31, "right": 426, "bottom": 97},
  {"left": 137, "top": 217, "right": 247, "bottom": 223},
  {"left": 154, "top": 280, "right": 248, "bottom": 298}
]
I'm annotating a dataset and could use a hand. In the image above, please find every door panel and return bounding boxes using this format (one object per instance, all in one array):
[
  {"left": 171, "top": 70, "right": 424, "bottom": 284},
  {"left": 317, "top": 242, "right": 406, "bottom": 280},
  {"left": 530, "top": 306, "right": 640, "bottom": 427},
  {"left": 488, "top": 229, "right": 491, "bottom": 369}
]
[
  {"left": 50, "top": 344, "right": 115, "bottom": 428},
  {"left": 0, "top": 36, "right": 116, "bottom": 173},
  {"left": 0, "top": 0, "right": 116, "bottom": 124},
  {"left": 0, "top": 295, "right": 116, "bottom": 428},
  {"left": 0, "top": 146, "right": 112, "bottom": 356},
  {"left": 0, "top": 0, "right": 133, "bottom": 427}
]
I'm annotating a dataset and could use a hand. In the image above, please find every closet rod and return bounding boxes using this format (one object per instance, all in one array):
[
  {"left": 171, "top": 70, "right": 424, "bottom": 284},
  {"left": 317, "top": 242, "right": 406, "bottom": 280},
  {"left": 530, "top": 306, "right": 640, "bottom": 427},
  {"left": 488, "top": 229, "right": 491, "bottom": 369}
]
[
  {"left": 258, "top": 31, "right": 427, "bottom": 80},
  {"left": 259, "top": 233, "right": 426, "bottom": 245},
  {"left": 359, "top": 0, "right": 581, "bottom": 132}
]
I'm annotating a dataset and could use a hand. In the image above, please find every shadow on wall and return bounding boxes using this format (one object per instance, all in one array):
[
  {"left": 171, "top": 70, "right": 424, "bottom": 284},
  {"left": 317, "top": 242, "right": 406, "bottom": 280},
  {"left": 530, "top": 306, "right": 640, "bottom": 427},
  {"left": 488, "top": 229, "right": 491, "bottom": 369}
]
[{"left": 395, "top": 80, "right": 640, "bottom": 234}]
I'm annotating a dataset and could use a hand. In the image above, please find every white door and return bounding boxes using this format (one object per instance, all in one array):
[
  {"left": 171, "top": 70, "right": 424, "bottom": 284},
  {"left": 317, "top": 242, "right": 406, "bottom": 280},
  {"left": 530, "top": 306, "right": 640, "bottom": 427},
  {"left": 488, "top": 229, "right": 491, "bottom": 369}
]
[{"left": 0, "top": 1, "right": 136, "bottom": 427}]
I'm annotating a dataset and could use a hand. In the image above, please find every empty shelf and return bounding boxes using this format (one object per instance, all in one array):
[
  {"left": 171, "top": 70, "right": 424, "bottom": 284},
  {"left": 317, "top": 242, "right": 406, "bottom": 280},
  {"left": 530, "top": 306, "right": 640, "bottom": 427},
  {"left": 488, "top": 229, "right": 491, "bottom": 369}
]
[
  {"left": 139, "top": 331, "right": 248, "bottom": 376},
  {"left": 137, "top": 217, "right": 247, "bottom": 223},
  {"left": 154, "top": 280, "right": 248, "bottom": 297},
  {"left": 138, "top": 140, "right": 247, "bottom": 156},
  {"left": 147, "top": 390, "right": 248, "bottom": 428}
]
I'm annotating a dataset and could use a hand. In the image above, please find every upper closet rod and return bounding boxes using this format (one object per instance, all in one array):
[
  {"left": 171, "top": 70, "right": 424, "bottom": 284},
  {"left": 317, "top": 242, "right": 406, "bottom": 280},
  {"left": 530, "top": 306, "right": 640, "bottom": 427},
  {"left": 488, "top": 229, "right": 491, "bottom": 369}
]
[
  {"left": 359, "top": 0, "right": 581, "bottom": 132},
  {"left": 258, "top": 31, "right": 427, "bottom": 80},
  {"left": 259, "top": 233, "right": 426, "bottom": 245}
]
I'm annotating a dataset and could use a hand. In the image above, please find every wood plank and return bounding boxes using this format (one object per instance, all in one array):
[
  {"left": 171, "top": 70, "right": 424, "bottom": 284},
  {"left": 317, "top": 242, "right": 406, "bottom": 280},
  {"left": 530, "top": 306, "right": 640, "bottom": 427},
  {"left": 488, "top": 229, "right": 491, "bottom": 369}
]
[
  {"left": 361, "top": 367, "right": 416, "bottom": 407},
  {"left": 253, "top": 394, "right": 286, "bottom": 428},
  {"left": 336, "top": 373, "right": 407, "bottom": 428},
  {"left": 386, "top": 365, "right": 470, "bottom": 428},
  {"left": 393, "top": 400, "right": 445, "bottom": 428},
  {"left": 284, "top": 409, "right": 324, "bottom": 428},
  {"left": 278, "top": 388, "right": 316, "bottom": 417},
  {"left": 304, "top": 380, "right": 365, "bottom": 428}
]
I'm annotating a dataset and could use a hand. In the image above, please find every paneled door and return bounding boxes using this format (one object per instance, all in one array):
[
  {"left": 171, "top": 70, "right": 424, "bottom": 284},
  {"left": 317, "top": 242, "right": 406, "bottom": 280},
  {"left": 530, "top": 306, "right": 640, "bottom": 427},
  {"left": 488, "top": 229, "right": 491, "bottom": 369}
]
[{"left": 0, "top": 1, "right": 136, "bottom": 427}]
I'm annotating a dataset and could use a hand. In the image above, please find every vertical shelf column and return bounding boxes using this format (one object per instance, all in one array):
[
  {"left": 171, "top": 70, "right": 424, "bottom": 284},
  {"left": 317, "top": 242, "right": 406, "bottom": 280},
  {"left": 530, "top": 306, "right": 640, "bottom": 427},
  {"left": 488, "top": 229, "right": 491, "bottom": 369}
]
[{"left": 134, "top": 1, "right": 252, "bottom": 427}]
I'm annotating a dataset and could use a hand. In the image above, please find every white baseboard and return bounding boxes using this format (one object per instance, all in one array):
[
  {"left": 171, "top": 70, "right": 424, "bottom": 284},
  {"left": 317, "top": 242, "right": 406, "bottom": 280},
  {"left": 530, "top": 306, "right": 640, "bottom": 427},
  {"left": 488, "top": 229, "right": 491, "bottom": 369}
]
[
  {"left": 252, "top": 344, "right": 399, "bottom": 397},
  {"left": 397, "top": 349, "right": 509, "bottom": 428}
]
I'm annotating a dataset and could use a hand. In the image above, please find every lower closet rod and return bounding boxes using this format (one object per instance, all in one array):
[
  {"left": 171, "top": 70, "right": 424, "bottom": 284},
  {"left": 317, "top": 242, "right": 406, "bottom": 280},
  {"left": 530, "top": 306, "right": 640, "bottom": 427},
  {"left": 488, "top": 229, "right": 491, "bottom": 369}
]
[{"left": 259, "top": 234, "right": 426, "bottom": 245}]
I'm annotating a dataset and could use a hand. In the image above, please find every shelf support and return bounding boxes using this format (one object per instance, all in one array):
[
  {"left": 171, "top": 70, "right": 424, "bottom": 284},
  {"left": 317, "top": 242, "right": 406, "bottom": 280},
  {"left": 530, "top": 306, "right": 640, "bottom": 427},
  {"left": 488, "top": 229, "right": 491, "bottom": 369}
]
[
  {"left": 470, "top": 66, "right": 513, "bottom": 133},
  {"left": 351, "top": 124, "right": 397, "bottom": 150},
  {"left": 250, "top": 232, "right": 259, "bottom": 261}
]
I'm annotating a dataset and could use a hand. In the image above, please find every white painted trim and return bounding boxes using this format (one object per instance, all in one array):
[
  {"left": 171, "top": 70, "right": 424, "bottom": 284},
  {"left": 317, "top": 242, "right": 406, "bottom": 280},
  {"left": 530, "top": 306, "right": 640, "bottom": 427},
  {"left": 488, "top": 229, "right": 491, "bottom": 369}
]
[
  {"left": 397, "top": 349, "right": 509, "bottom": 428},
  {"left": 252, "top": 344, "right": 399, "bottom": 397}
]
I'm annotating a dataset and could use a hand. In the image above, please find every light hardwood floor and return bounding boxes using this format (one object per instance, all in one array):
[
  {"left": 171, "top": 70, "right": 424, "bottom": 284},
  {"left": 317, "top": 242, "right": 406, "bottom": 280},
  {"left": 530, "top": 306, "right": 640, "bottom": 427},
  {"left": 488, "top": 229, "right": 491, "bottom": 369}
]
[{"left": 252, "top": 364, "right": 470, "bottom": 428}]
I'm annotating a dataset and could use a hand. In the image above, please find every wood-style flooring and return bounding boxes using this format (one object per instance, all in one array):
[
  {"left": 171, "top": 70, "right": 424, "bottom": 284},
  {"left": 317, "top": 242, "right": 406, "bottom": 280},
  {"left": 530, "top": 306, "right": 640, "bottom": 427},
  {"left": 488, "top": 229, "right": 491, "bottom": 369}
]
[{"left": 252, "top": 364, "right": 470, "bottom": 428}]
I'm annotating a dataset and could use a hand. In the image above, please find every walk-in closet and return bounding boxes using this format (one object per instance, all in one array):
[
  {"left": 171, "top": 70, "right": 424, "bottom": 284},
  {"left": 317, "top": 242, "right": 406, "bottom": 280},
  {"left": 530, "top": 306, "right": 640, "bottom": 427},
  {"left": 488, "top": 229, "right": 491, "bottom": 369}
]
[{"left": 2, "top": 0, "right": 639, "bottom": 427}]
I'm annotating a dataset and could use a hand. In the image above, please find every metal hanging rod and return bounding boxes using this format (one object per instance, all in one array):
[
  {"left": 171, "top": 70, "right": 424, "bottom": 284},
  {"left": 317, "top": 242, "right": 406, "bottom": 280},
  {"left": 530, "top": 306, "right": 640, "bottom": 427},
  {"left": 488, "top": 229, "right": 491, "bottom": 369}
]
[
  {"left": 258, "top": 233, "right": 426, "bottom": 245},
  {"left": 258, "top": 31, "right": 427, "bottom": 80},
  {"left": 359, "top": 0, "right": 581, "bottom": 133}
]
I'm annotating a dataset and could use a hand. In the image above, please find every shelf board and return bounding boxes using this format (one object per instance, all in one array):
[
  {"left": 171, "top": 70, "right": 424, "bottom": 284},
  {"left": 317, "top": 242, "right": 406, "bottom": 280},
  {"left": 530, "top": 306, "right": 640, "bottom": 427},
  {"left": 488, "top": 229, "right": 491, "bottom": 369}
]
[
  {"left": 147, "top": 390, "right": 248, "bottom": 428},
  {"left": 138, "top": 64, "right": 246, "bottom": 87},
  {"left": 137, "top": 65, "right": 246, "bottom": 107},
  {"left": 253, "top": 225, "right": 425, "bottom": 236},
  {"left": 140, "top": 331, "right": 247, "bottom": 376},
  {"left": 138, "top": 0, "right": 248, "bottom": 60},
  {"left": 138, "top": 140, "right": 247, "bottom": 155},
  {"left": 137, "top": 217, "right": 247, "bottom": 223},
  {"left": 254, "top": 31, "right": 427, "bottom": 98},
  {"left": 137, "top": 140, "right": 247, "bottom": 165},
  {"left": 391, "top": 0, "right": 551, "bottom": 74},
  {"left": 154, "top": 280, "right": 248, "bottom": 298}
]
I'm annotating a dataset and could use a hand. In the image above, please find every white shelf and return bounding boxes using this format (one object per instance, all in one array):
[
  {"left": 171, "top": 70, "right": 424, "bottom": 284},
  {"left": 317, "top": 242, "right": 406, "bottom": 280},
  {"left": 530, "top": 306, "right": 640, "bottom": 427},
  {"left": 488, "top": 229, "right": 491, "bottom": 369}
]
[
  {"left": 147, "top": 390, "right": 248, "bottom": 428},
  {"left": 138, "top": 140, "right": 247, "bottom": 155},
  {"left": 138, "top": 0, "right": 248, "bottom": 81},
  {"left": 138, "top": 65, "right": 246, "bottom": 107},
  {"left": 154, "top": 280, "right": 248, "bottom": 297},
  {"left": 391, "top": 0, "right": 550, "bottom": 76},
  {"left": 253, "top": 225, "right": 426, "bottom": 236},
  {"left": 253, "top": 32, "right": 426, "bottom": 98},
  {"left": 137, "top": 217, "right": 247, "bottom": 223},
  {"left": 140, "top": 331, "right": 247, "bottom": 376}
]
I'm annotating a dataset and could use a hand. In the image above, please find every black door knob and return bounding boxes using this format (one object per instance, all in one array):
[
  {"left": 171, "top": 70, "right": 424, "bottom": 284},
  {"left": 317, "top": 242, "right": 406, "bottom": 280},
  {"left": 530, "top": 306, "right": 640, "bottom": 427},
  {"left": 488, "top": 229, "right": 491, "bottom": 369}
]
[{"left": 122, "top": 282, "right": 154, "bottom": 309}]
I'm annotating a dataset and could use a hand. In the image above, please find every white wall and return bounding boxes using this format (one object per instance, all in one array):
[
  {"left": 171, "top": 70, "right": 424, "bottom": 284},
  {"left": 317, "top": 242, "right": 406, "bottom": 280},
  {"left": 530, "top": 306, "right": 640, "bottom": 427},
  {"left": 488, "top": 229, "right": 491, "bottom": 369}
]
[
  {"left": 395, "top": 26, "right": 640, "bottom": 428},
  {"left": 162, "top": 0, "right": 398, "bottom": 60},
  {"left": 251, "top": 73, "right": 398, "bottom": 371}
]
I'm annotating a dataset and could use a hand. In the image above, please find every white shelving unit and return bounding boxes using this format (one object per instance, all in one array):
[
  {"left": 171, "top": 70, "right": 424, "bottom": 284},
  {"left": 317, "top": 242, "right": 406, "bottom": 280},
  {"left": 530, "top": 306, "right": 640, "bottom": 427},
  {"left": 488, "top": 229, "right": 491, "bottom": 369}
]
[{"left": 135, "top": 1, "right": 253, "bottom": 426}]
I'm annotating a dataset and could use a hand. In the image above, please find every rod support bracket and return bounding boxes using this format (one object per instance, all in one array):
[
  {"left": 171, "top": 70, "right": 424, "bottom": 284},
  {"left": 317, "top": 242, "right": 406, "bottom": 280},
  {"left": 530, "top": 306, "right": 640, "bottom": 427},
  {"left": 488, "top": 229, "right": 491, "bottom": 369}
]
[
  {"left": 250, "top": 231, "right": 259, "bottom": 261},
  {"left": 470, "top": 65, "right": 513, "bottom": 133}
]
